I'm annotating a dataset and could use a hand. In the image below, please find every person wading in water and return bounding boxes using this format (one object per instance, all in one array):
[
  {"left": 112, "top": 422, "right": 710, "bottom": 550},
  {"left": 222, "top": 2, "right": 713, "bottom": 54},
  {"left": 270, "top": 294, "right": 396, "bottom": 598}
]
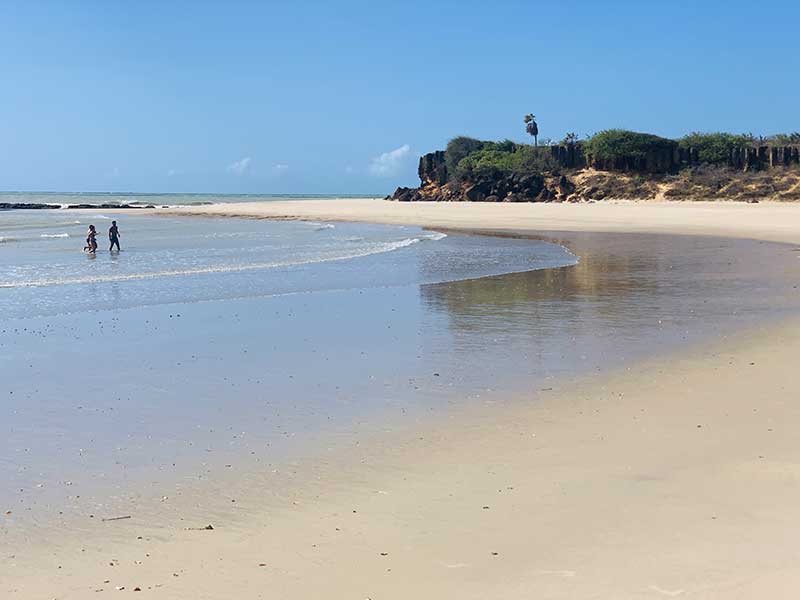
[
  {"left": 84, "top": 224, "right": 98, "bottom": 254},
  {"left": 109, "top": 220, "right": 121, "bottom": 252}
]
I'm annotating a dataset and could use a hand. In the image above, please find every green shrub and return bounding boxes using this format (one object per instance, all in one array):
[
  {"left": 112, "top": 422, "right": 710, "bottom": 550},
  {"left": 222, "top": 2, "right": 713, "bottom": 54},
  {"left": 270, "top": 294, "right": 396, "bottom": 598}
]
[
  {"left": 454, "top": 143, "right": 557, "bottom": 181},
  {"left": 445, "top": 137, "right": 486, "bottom": 176},
  {"left": 510, "top": 144, "right": 559, "bottom": 174},
  {"left": 679, "top": 132, "right": 755, "bottom": 164},
  {"left": 585, "top": 129, "right": 676, "bottom": 161}
]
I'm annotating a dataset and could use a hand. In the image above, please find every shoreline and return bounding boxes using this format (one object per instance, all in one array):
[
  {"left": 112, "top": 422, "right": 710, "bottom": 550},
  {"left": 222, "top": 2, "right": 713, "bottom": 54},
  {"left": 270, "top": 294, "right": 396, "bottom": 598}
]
[
  {"left": 5, "top": 200, "right": 800, "bottom": 598},
  {"left": 140, "top": 197, "right": 800, "bottom": 245}
]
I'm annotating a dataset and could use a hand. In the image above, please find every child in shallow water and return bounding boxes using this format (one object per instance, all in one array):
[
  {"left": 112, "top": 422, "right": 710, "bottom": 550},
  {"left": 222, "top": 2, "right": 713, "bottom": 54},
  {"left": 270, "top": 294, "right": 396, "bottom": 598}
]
[{"left": 84, "top": 225, "right": 98, "bottom": 253}]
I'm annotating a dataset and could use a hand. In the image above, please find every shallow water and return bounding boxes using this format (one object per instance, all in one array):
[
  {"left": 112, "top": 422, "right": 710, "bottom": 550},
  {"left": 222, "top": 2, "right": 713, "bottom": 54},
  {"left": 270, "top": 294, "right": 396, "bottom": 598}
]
[
  {"left": 2, "top": 213, "right": 800, "bottom": 538},
  {"left": 0, "top": 212, "right": 574, "bottom": 318}
]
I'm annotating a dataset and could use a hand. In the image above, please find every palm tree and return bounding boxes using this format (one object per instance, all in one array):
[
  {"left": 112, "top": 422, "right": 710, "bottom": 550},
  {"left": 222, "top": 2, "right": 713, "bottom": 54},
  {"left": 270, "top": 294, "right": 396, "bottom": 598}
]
[{"left": 524, "top": 114, "right": 538, "bottom": 146}]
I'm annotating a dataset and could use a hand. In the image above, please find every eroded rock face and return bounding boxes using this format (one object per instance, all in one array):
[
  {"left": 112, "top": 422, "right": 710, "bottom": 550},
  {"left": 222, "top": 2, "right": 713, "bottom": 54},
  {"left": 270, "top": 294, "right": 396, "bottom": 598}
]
[
  {"left": 388, "top": 187, "right": 418, "bottom": 202},
  {"left": 418, "top": 151, "right": 448, "bottom": 187},
  {"left": 390, "top": 169, "right": 555, "bottom": 203},
  {"left": 391, "top": 144, "right": 800, "bottom": 203}
]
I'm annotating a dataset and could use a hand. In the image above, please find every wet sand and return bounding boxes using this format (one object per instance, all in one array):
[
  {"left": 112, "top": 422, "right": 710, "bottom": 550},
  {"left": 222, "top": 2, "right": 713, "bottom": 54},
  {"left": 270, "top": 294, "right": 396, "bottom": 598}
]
[
  {"left": 5, "top": 201, "right": 800, "bottom": 599},
  {"left": 6, "top": 319, "right": 800, "bottom": 599}
]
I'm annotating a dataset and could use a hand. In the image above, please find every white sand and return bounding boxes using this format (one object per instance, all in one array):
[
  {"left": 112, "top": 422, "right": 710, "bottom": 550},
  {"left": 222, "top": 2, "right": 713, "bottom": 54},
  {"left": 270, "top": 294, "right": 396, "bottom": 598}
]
[{"left": 156, "top": 198, "right": 800, "bottom": 244}]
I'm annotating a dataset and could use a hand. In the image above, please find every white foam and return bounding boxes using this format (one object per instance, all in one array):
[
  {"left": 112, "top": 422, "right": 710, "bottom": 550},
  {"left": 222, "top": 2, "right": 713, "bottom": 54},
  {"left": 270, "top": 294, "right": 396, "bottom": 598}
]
[
  {"left": 0, "top": 237, "right": 422, "bottom": 289},
  {"left": 40, "top": 233, "right": 70, "bottom": 238},
  {"left": 303, "top": 221, "right": 336, "bottom": 231}
]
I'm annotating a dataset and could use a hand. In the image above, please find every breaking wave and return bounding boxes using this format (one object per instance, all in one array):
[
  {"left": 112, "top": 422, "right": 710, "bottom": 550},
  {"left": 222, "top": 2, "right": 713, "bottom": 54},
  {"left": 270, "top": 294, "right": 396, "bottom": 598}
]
[{"left": 1, "top": 237, "right": 425, "bottom": 289}]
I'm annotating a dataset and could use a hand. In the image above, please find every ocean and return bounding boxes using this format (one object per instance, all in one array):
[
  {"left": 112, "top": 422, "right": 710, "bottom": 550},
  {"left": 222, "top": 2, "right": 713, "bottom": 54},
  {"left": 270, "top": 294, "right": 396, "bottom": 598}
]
[{"left": 0, "top": 191, "right": 375, "bottom": 208}]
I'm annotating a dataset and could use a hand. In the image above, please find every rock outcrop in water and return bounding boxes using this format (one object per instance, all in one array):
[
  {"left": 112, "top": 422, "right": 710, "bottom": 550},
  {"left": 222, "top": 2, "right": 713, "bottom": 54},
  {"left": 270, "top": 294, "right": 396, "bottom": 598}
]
[
  {"left": 0, "top": 203, "right": 60, "bottom": 210},
  {"left": 1, "top": 202, "right": 158, "bottom": 210}
]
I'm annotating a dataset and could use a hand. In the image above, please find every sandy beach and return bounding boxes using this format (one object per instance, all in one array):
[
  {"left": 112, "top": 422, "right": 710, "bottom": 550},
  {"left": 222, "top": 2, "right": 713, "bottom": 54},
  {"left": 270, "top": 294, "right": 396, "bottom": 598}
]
[
  {"left": 157, "top": 198, "right": 800, "bottom": 244},
  {"left": 6, "top": 200, "right": 800, "bottom": 599}
]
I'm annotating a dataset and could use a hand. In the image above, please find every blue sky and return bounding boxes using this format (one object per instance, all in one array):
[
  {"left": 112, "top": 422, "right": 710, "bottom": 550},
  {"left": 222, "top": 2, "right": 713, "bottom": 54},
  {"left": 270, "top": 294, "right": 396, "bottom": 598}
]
[{"left": 1, "top": 0, "right": 798, "bottom": 194}]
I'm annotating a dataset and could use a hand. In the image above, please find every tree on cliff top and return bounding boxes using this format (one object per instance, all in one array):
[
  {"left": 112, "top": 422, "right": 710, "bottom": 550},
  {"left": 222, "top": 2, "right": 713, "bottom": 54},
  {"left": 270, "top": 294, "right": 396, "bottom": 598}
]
[{"left": 524, "top": 114, "right": 538, "bottom": 146}]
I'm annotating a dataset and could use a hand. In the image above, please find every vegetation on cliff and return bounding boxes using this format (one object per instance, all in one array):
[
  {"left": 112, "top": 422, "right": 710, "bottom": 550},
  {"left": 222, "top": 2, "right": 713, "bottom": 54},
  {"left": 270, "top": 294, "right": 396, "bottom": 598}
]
[
  {"left": 391, "top": 127, "right": 800, "bottom": 203},
  {"left": 584, "top": 130, "right": 676, "bottom": 162},
  {"left": 678, "top": 133, "right": 755, "bottom": 164},
  {"left": 447, "top": 139, "right": 556, "bottom": 182}
]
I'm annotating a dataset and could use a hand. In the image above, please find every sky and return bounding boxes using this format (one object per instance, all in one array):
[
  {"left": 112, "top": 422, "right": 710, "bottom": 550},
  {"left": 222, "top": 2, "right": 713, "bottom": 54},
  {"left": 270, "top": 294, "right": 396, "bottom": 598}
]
[{"left": 0, "top": 0, "right": 798, "bottom": 195}]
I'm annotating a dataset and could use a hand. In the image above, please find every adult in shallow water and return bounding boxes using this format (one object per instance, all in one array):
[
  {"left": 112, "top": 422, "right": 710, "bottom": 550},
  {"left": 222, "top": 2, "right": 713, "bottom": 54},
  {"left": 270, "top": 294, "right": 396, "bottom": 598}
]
[
  {"left": 84, "top": 224, "right": 98, "bottom": 254},
  {"left": 109, "top": 220, "right": 121, "bottom": 252}
]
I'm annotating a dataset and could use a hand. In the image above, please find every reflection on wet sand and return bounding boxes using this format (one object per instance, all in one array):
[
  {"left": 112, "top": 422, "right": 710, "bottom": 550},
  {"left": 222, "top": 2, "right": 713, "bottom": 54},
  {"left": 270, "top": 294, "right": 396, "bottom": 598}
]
[{"left": 420, "top": 232, "right": 800, "bottom": 378}]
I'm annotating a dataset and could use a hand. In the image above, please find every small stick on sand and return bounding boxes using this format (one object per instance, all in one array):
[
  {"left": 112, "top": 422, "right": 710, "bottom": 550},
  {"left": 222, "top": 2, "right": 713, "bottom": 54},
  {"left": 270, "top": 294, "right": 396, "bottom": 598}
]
[{"left": 101, "top": 515, "right": 132, "bottom": 522}]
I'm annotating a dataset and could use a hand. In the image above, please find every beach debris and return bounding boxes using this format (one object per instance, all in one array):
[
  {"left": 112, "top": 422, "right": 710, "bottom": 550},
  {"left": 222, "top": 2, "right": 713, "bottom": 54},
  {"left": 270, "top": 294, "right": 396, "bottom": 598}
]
[
  {"left": 258, "top": 563, "right": 267, "bottom": 567},
  {"left": 482, "top": 506, "right": 490, "bottom": 510},
  {"left": 186, "top": 524, "right": 214, "bottom": 530},
  {"left": 115, "top": 586, "right": 125, "bottom": 591},
  {"left": 133, "top": 587, "right": 141, "bottom": 592},
  {"left": 380, "top": 552, "right": 388, "bottom": 556},
  {"left": 102, "top": 515, "right": 131, "bottom": 522}
]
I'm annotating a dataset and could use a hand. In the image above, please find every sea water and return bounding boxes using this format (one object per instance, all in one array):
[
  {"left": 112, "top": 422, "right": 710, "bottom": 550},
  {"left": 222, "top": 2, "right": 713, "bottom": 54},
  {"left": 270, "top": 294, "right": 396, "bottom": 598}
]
[{"left": 0, "top": 211, "right": 575, "bottom": 318}]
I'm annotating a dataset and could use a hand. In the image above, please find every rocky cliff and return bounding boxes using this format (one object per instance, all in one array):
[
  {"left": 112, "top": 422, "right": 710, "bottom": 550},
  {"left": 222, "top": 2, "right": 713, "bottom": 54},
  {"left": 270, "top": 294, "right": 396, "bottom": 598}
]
[
  {"left": 391, "top": 152, "right": 575, "bottom": 203},
  {"left": 389, "top": 147, "right": 800, "bottom": 203}
]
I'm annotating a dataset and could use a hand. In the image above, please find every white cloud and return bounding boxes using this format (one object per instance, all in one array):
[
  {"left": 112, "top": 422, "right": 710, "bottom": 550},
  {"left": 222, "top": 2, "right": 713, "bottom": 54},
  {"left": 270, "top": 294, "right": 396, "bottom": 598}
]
[
  {"left": 226, "top": 157, "right": 252, "bottom": 175},
  {"left": 369, "top": 144, "right": 411, "bottom": 176},
  {"left": 273, "top": 163, "right": 289, "bottom": 171}
]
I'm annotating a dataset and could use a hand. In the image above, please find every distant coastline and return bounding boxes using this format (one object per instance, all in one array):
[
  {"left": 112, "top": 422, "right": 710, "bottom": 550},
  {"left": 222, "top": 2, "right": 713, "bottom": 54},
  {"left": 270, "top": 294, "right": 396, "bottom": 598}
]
[{"left": 0, "top": 192, "right": 380, "bottom": 211}]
